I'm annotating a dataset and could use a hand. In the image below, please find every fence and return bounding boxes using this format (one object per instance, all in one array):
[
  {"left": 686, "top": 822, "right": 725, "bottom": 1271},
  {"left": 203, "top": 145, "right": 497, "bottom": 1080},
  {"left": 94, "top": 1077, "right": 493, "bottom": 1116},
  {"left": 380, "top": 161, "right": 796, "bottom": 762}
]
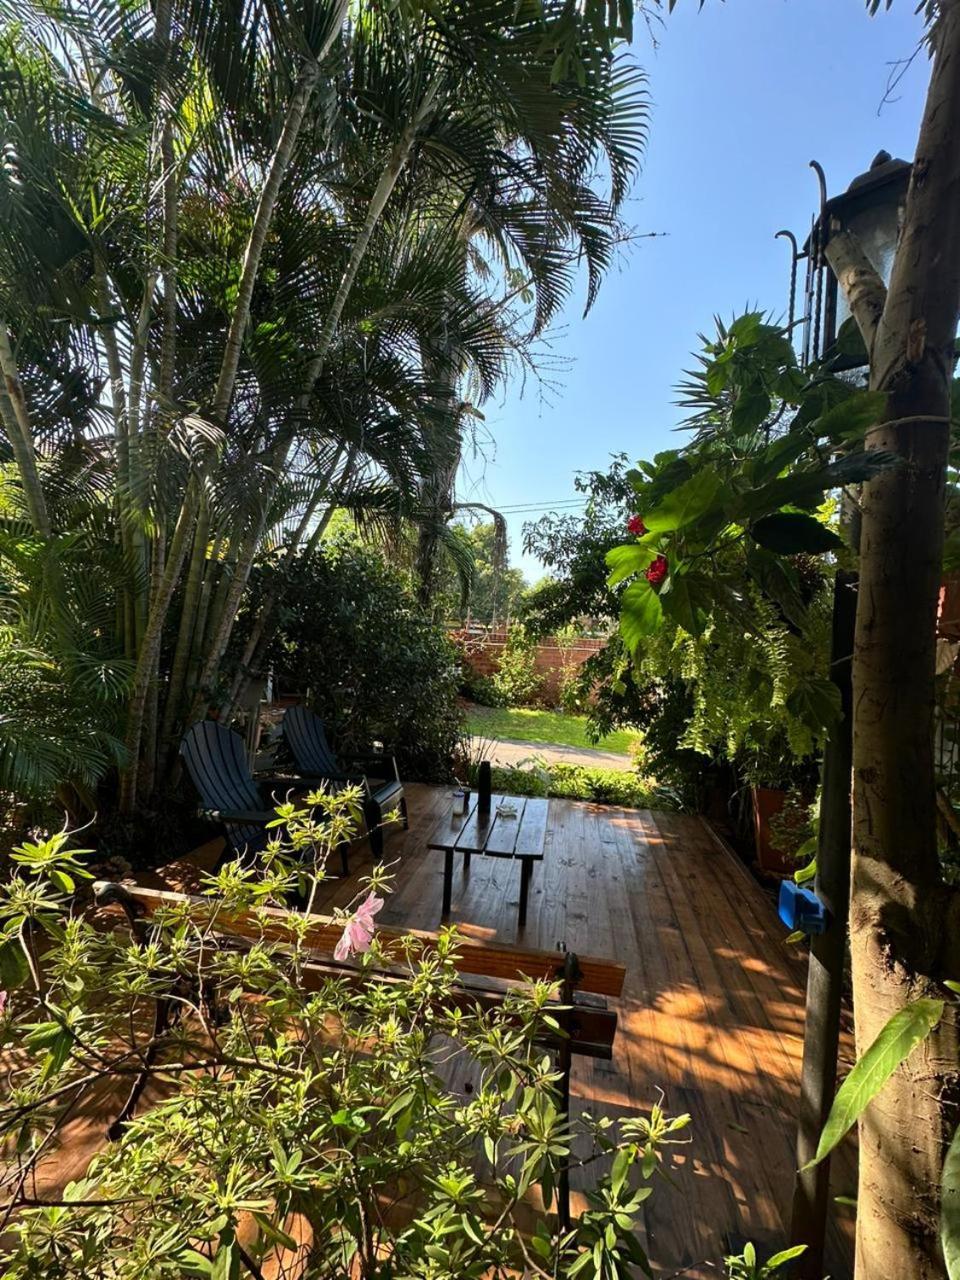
[{"left": 451, "top": 627, "right": 606, "bottom": 703}]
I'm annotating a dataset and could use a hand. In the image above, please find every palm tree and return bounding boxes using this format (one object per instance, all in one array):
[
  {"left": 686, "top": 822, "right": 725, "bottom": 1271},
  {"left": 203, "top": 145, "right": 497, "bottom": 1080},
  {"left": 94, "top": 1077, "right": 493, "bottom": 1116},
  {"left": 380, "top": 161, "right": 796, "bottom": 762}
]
[{"left": 0, "top": 0, "right": 647, "bottom": 818}]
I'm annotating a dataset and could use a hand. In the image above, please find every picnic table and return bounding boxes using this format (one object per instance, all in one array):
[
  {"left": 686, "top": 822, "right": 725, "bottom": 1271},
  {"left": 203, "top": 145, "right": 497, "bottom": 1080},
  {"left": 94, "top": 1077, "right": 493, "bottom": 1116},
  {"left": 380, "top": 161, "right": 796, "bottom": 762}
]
[{"left": 427, "top": 792, "right": 549, "bottom": 928}]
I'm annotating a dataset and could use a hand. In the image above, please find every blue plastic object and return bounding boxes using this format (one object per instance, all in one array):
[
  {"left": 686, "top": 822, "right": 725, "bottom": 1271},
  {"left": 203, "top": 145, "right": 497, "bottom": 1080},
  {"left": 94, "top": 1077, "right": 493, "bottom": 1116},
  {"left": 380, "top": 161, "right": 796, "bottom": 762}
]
[{"left": 778, "top": 880, "right": 829, "bottom": 935}]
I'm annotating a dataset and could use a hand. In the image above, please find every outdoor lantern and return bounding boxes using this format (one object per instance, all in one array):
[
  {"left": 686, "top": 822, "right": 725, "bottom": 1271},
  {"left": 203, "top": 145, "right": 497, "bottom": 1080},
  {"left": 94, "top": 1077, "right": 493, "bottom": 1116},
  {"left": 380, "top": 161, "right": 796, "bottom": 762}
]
[{"left": 782, "top": 150, "right": 911, "bottom": 370}]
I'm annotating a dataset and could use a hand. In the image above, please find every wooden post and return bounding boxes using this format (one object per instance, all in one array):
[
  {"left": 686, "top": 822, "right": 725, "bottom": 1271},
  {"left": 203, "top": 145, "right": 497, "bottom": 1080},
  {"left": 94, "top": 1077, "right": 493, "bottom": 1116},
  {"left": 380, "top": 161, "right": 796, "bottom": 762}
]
[{"left": 789, "top": 567, "right": 856, "bottom": 1275}]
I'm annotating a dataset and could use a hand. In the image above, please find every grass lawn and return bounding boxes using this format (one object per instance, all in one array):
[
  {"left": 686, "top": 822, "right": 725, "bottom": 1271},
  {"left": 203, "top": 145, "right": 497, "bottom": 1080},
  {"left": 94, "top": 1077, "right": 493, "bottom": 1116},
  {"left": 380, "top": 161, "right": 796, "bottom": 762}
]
[{"left": 464, "top": 704, "right": 639, "bottom": 757}]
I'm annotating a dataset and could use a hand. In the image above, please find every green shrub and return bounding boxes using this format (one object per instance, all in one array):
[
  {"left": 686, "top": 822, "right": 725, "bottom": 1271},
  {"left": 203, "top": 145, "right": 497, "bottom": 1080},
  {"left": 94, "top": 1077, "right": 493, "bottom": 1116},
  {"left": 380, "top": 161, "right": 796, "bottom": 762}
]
[
  {"left": 470, "top": 759, "right": 663, "bottom": 809},
  {"left": 460, "top": 668, "right": 506, "bottom": 707},
  {"left": 237, "top": 539, "right": 462, "bottom": 781},
  {"left": 556, "top": 660, "right": 586, "bottom": 715},
  {"left": 492, "top": 624, "right": 542, "bottom": 707},
  {"left": 0, "top": 799, "right": 695, "bottom": 1279}
]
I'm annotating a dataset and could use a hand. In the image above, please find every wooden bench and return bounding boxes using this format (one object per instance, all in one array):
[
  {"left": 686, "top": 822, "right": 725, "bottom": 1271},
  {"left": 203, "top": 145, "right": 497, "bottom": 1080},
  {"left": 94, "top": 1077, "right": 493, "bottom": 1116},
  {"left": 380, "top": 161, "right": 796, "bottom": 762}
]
[
  {"left": 93, "top": 879, "right": 626, "bottom": 1226},
  {"left": 427, "top": 793, "right": 549, "bottom": 927}
]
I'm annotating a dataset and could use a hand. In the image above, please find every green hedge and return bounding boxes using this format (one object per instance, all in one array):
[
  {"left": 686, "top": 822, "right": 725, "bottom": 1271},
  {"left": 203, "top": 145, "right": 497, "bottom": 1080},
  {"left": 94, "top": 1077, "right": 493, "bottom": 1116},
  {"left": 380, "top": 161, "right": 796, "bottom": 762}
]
[{"left": 468, "top": 760, "right": 668, "bottom": 809}]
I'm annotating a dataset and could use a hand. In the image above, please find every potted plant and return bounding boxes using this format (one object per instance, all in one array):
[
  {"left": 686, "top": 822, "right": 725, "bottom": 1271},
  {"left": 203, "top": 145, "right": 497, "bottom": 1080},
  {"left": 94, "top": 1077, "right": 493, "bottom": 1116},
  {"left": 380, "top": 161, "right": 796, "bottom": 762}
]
[{"left": 740, "top": 741, "right": 818, "bottom": 876}]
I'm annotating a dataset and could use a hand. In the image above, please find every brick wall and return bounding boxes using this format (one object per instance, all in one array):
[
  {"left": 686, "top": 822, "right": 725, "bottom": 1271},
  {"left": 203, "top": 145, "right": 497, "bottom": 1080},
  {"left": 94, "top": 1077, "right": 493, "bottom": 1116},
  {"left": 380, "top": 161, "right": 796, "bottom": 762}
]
[{"left": 452, "top": 627, "right": 606, "bottom": 703}]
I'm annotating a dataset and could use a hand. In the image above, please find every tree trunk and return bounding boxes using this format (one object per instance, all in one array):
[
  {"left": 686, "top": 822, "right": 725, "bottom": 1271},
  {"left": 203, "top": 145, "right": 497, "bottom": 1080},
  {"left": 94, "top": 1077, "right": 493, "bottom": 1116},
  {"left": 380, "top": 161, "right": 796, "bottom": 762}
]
[
  {"left": 211, "top": 61, "right": 321, "bottom": 425},
  {"left": 176, "top": 117, "right": 429, "bottom": 736},
  {"left": 158, "top": 497, "right": 211, "bottom": 756},
  {"left": 837, "top": 4, "right": 960, "bottom": 1275},
  {"left": 0, "top": 323, "right": 51, "bottom": 537}
]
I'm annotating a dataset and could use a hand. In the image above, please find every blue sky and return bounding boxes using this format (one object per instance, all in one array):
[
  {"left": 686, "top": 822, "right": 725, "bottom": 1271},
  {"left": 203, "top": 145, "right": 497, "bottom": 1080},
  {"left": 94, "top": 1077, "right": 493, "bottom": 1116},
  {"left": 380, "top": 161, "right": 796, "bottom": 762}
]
[{"left": 457, "top": 0, "right": 930, "bottom": 579}]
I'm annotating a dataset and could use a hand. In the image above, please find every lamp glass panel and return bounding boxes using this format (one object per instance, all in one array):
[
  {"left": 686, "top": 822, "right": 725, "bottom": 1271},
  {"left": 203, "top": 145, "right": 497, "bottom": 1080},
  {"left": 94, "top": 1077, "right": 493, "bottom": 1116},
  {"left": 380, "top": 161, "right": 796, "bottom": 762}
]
[{"left": 834, "top": 195, "right": 902, "bottom": 335}]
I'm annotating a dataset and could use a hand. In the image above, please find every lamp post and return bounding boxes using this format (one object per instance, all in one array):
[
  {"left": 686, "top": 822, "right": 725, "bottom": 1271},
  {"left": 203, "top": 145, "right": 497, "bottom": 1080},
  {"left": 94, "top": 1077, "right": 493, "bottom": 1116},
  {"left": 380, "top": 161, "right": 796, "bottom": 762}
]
[
  {"left": 781, "top": 151, "right": 910, "bottom": 1280},
  {"left": 785, "top": 150, "right": 911, "bottom": 371}
]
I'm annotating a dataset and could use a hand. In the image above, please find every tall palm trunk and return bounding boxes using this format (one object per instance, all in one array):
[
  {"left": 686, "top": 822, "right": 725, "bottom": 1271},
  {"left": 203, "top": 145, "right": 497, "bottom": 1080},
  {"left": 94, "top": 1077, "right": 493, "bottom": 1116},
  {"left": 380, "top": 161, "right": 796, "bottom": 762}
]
[
  {"left": 415, "top": 336, "right": 463, "bottom": 614},
  {"left": 179, "top": 114, "right": 433, "bottom": 736},
  {"left": 120, "top": 52, "right": 330, "bottom": 811},
  {"left": 0, "top": 323, "right": 51, "bottom": 537},
  {"left": 158, "top": 496, "right": 211, "bottom": 756},
  {"left": 827, "top": 5, "right": 960, "bottom": 1274}
]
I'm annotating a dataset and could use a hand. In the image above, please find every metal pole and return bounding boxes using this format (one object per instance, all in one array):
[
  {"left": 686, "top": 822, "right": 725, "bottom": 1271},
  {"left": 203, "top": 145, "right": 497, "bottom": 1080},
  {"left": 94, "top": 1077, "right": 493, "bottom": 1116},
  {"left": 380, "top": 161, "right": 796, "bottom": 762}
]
[{"left": 789, "top": 565, "right": 856, "bottom": 1277}]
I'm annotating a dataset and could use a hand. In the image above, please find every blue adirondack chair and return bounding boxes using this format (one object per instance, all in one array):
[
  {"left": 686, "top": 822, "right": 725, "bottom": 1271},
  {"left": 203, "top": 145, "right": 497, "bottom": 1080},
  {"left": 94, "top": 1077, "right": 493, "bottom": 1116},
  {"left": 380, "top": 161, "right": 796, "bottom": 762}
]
[
  {"left": 180, "top": 720, "right": 352, "bottom": 874},
  {"left": 282, "top": 705, "right": 408, "bottom": 859}
]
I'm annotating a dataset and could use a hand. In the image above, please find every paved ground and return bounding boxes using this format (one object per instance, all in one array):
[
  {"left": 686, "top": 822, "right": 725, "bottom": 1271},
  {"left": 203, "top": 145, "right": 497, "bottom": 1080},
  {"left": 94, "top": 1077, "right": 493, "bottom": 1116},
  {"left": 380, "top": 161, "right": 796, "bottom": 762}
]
[{"left": 470, "top": 735, "right": 635, "bottom": 772}]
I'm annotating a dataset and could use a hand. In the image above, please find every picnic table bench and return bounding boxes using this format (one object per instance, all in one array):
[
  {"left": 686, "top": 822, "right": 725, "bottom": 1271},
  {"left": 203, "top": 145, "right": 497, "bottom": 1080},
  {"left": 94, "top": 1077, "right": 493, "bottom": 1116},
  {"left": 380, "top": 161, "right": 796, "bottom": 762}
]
[{"left": 427, "top": 793, "right": 548, "bottom": 927}]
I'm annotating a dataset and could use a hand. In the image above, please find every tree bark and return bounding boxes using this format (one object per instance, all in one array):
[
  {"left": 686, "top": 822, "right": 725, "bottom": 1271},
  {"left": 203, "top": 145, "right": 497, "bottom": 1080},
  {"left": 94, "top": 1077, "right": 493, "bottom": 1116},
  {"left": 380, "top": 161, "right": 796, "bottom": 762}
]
[{"left": 840, "top": 4, "right": 960, "bottom": 1276}]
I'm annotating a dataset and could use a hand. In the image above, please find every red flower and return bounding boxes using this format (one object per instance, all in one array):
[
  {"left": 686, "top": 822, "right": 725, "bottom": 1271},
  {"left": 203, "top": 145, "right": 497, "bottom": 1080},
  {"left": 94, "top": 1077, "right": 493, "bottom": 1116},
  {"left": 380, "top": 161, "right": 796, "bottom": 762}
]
[
  {"left": 627, "top": 514, "right": 646, "bottom": 535},
  {"left": 645, "top": 554, "right": 668, "bottom": 586}
]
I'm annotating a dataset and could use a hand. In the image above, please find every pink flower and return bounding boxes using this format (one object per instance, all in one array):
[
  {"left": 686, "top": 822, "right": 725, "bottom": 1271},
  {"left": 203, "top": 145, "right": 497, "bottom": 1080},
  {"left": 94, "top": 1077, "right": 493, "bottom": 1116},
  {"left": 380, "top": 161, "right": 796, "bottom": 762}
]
[
  {"left": 334, "top": 892, "right": 384, "bottom": 961},
  {"left": 645, "top": 554, "right": 668, "bottom": 586},
  {"left": 627, "top": 514, "right": 646, "bottom": 536},
  {"left": 0, "top": 991, "right": 6, "bottom": 1015}
]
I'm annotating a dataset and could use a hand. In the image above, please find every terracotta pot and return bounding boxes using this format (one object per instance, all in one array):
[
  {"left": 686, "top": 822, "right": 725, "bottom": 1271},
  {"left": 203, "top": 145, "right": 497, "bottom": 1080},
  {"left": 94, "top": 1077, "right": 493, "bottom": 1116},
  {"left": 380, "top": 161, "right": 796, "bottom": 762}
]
[{"left": 751, "top": 785, "right": 795, "bottom": 876}]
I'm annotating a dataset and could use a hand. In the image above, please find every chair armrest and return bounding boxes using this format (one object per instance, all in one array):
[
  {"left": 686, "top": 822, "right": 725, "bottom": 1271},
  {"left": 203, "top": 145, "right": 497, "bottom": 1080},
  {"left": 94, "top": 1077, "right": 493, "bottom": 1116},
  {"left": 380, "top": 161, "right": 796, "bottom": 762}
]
[
  {"left": 257, "top": 773, "right": 331, "bottom": 792},
  {"left": 199, "top": 807, "right": 272, "bottom": 824},
  {"left": 340, "top": 753, "right": 401, "bottom": 782}
]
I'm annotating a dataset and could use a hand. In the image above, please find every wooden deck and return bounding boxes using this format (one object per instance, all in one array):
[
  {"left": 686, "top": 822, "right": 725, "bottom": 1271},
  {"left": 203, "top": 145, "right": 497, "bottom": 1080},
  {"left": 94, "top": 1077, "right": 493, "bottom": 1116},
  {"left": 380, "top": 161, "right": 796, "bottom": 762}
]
[
  {"left": 297, "top": 784, "right": 857, "bottom": 1279},
  {"left": 23, "top": 785, "right": 856, "bottom": 1278}
]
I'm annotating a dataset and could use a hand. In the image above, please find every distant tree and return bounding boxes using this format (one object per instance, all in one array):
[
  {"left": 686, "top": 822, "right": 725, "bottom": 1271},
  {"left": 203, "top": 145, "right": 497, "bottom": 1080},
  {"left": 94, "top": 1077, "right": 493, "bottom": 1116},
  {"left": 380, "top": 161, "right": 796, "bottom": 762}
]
[
  {"left": 522, "top": 455, "right": 635, "bottom": 635},
  {"left": 443, "top": 522, "right": 528, "bottom": 626}
]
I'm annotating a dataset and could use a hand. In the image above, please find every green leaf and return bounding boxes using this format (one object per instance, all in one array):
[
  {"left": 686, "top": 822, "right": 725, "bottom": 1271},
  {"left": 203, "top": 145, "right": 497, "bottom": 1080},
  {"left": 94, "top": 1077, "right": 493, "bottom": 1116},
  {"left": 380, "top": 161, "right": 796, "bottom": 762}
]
[
  {"left": 794, "top": 857, "right": 817, "bottom": 885},
  {"left": 610, "top": 1146, "right": 631, "bottom": 1196},
  {"left": 642, "top": 467, "right": 723, "bottom": 534},
  {"left": 944, "top": 980, "right": 960, "bottom": 996},
  {"left": 48, "top": 868, "right": 75, "bottom": 894},
  {"left": 808, "top": 997, "right": 945, "bottom": 1167},
  {"left": 659, "top": 571, "right": 710, "bottom": 637},
  {"left": 786, "top": 677, "right": 843, "bottom": 734},
  {"left": 0, "top": 936, "right": 30, "bottom": 990},
  {"left": 784, "top": 930, "right": 805, "bottom": 945},
  {"left": 765, "top": 1244, "right": 807, "bottom": 1270},
  {"left": 829, "top": 317, "right": 869, "bottom": 367},
  {"left": 211, "top": 1239, "right": 239, "bottom": 1280},
  {"left": 40, "top": 1028, "right": 74, "bottom": 1082},
  {"left": 605, "top": 541, "right": 658, "bottom": 587},
  {"left": 752, "top": 431, "right": 810, "bottom": 486},
  {"left": 745, "top": 546, "right": 808, "bottom": 629},
  {"left": 619, "top": 579, "right": 663, "bottom": 650},
  {"left": 751, "top": 512, "right": 843, "bottom": 555},
  {"left": 813, "top": 388, "right": 886, "bottom": 440},
  {"left": 178, "top": 1250, "right": 214, "bottom": 1278},
  {"left": 943, "top": 1121, "right": 960, "bottom": 1280},
  {"left": 252, "top": 1213, "right": 298, "bottom": 1253},
  {"left": 730, "top": 385, "right": 771, "bottom": 436}
]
